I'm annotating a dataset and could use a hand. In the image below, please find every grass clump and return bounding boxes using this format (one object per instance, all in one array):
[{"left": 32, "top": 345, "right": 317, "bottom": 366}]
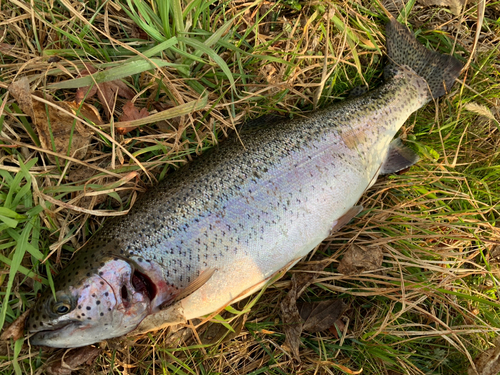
[{"left": 0, "top": 0, "right": 500, "bottom": 374}]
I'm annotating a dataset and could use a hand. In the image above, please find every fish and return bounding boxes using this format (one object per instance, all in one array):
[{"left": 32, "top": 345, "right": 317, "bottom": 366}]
[{"left": 27, "top": 18, "right": 462, "bottom": 348}]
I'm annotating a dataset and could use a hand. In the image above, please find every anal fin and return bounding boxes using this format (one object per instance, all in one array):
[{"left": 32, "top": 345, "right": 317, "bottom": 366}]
[
  {"left": 331, "top": 205, "right": 363, "bottom": 233},
  {"left": 380, "top": 138, "right": 420, "bottom": 175}
]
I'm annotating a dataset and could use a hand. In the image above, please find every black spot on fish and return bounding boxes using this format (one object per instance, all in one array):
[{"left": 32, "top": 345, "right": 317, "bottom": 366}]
[
  {"left": 86, "top": 306, "right": 91, "bottom": 310},
  {"left": 96, "top": 300, "right": 101, "bottom": 305},
  {"left": 104, "top": 292, "right": 109, "bottom": 297},
  {"left": 87, "top": 317, "right": 92, "bottom": 320},
  {"left": 100, "top": 312, "right": 104, "bottom": 316},
  {"left": 78, "top": 305, "right": 82, "bottom": 309}
]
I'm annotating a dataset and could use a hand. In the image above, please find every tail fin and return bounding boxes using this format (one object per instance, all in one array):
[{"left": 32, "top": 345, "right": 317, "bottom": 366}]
[{"left": 385, "top": 19, "right": 463, "bottom": 99}]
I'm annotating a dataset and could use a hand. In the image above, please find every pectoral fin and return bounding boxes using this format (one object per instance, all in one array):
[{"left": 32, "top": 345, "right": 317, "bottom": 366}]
[
  {"left": 173, "top": 268, "right": 216, "bottom": 303},
  {"left": 380, "top": 138, "right": 420, "bottom": 175}
]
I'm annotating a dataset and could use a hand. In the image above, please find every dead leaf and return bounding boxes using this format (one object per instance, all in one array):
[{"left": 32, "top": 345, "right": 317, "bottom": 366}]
[
  {"left": 9, "top": 78, "right": 97, "bottom": 163},
  {"left": 337, "top": 244, "right": 383, "bottom": 276},
  {"left": 117, "top": 101, "right": 149, "bottom": 134},
  {"left": 280, "top": 260, "right": 332, "bottom": 360},
  {"left": 130, "top": 24, "right": 150, "bottom": 40},
  {"left": 47, "top": 56, "right": 62, "bottom": 63},
  {"left": 333, "top": 363, "right": 363, "bottom": 374},
  {"left": 0, "top": 43, "right": 14, "bottom": 54},
  {"left": 75, "top": 63, "right": 135, "bottom": 119},
  {"left": 8, "top": 77, "right": 35, "bottom": 118},
  {"left": 46, "top": 346, "right": 101, "bottom": 375},
  {"left": 488, "top": 244, "right": 500, "bottom": 264},
  {"left": 280, "top": 276, "right": 303, "bottom": 360},
  {"left": 0, "top": 310, "right": 29, "bottom": 341},
  {"left": 298, "top": 299, "right": 346, "bottom": 333},
  {"left": 67, "top": 165, "right": 97, "bottom": 182},
  {"left": 468, "top": 338, "right": 500, "bottom": 375},
  {"left": 417, "top": 0, "right": 464, "bottom": 15},
  {"left": 329, "top": 318, "right": 345, "bottom": 338},
  {"left": 64, "top": 100, "right": 103, "bottom": 126}
]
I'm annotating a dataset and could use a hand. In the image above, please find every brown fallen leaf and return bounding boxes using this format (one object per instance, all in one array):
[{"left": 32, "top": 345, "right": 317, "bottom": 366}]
[
  {"left": 468, "top": 338, "right": 500, "bottom": 375},
  {"left": 337, "top": 244, "right": 383, "bottom": 276},
  {"left": 280, "top": 259, "right": 332, "bottom": 361},
  {"left": 46, "top": 346, "right": 101, "bottom": 375},
  {"left": 8, "top": 78, "right": 99, "bottom": 163},
  {"left": 0, "top": 310, "right": 29, "bottom": 341},
  {"left": 117, "top": 101, "right": 149, "bottom": 134},
  {"left": 329, "top": 318, "right": 346, "bottom": 339},
  {"left": 489, "top": 244, "right": 500, "bottom": 265},
  {"left": 0, "top": 43, "right": 14, "bottom": 54},
  {"left": 75, "top": 63, "right": 135, "bottom": 119},
  {"left": 298, "top": 299, "right": 346, "bottom": 333},
  {"left": 64, "top": 100, "right": 103, "bottom": 126},
  {"left": 280, "top": 275, "right": 303, "bottom": 360},
  {"left": 417, "top": 0, "right": 464, "bottom": 15}
]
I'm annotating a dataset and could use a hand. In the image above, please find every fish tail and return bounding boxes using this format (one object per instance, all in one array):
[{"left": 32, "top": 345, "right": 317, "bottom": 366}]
[{"left": 385, "top": 19, "right": 463, "bottom": 99}]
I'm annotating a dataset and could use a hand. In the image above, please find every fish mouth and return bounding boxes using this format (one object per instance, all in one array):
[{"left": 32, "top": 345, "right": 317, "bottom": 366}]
[{"left": 29, "top": 321, "right": 81, "bottom": 346}]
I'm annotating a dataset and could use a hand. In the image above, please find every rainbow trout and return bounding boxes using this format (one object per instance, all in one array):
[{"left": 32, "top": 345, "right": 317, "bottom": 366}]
[{"left": 27, "top": 19, "right": 462, "bottom": 347}]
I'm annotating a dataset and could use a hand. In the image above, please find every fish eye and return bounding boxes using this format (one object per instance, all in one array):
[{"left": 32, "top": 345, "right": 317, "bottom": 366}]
[{"left": 53, "top": 302, "right": 71, "bottom": 315}]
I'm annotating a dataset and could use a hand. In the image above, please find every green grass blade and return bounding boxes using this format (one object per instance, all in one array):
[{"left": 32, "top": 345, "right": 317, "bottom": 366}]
[
  {"left": 48, "top": 58, "right": 186, "bottom": 89},
  {"left": 0, "top": 218, "right": 34, "bottom": 330},
  {"left": 0, "top": 254, "right": 47, "bottom": 284},
  {"left": 178, "top": 37, "right": 236, "bottom": 90},
  {"left": 113, "top": 95, "right": 208, "bottom": 129}
]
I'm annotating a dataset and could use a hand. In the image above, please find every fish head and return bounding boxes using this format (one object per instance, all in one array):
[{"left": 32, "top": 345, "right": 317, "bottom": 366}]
[{"left": 27, "top": 250, "right": 157, "bottom": 348}]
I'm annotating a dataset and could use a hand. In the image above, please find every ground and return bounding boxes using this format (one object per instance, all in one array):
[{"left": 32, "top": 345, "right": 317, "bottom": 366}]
[{"left": 0, "top": 0, "right": 500, "bottom": 374}]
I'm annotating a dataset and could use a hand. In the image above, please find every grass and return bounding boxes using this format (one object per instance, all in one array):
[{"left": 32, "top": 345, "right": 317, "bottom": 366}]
[{"left": 0, "top": 0, "right": 499, "bottom": 374}]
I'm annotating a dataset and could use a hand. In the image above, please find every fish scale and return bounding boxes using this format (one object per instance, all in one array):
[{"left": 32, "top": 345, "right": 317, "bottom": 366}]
[{"left": 27, "top": 19, "right": 463, "bottom": 348}]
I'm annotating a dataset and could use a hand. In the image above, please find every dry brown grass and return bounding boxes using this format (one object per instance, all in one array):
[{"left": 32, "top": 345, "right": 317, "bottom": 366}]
[{"left": 1, "top": 0, "right": 500, "bottom": 374}]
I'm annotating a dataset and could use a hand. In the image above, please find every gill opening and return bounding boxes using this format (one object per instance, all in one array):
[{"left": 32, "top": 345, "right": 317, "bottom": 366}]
[{"left": 132, "top": 269, "right": 157, "bottom": 300}]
